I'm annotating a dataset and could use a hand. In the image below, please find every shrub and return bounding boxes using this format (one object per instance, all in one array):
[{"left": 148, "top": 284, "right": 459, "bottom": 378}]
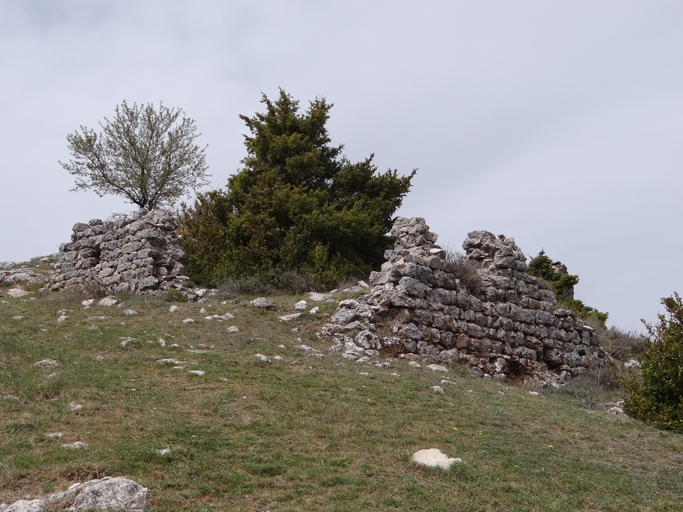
[
  {"left": 165, "top": 288, "right": 188, "bottom": 303},
  {"left": 444, "top": 248, "right": 482, "bottom": 296},
  {"left": 179, "top": 90, "right": 415, "bottom": 288},
  {"left": 619, "top": 293, "right": 683, "bottom": 431},
  {"left": 528, "top": 250, "right": 608, "bottom": 327}
]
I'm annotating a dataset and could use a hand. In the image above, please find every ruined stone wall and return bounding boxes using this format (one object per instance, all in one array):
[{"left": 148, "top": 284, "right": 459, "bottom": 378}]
[
  {"left": 50, "top": 209, "right": 193, "bottom": 296},
  {"left": 320, "top": 217, "right": 606, "bottom": 386}
]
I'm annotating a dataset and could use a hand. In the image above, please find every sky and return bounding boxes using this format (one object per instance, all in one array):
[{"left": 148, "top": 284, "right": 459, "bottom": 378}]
[{"left": 1, "top": 0, "right": 682, "bottom": 332}]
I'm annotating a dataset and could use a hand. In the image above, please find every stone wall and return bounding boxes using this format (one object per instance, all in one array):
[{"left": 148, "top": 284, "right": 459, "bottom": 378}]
[
  {"left": 319, "top": 217, "right": 606, "bottom": 386},
  {"left": 50, "top": 209, "right": 193, "bottom": 297}
]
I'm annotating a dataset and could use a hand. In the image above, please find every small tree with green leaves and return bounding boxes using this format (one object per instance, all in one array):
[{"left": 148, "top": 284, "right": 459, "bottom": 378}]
[
  {"left": 179, "top": 89, "right": 415, "bottom": 287},
  {"left": 60, "top": 101, "right": 209, "bottom": 210},
  {"left": 528, "top": 250, "right": 608, "bottom": 327},
  {"left": 619, "top": 293, "right": 683, "bottom": 431}
]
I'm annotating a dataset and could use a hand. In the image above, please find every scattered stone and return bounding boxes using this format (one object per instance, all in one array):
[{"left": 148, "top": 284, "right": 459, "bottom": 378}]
[
  {"left": 432, "top": 386, "right": 445, "bottom": 394},
  {"left": 11, "top": 316, "right": 23, "bottom": 321},
  {"left": 390, "top": 372, "right": 400, "bottom": 377},
  {"left": 408, "top": 361, "right": 421, "bottom": 369},
  {"left": 308, "top": 292, "right": 333, "bottom": 302},
  {"left": 607, "top": 406, "right": 624, "bottom": 415},
  {"left": 156, "top": 447, "right": 171, "bottom": 456},
  {"left": 624, "top": 359, "right": 641, "bottom": 369},
  {"left": 157, "top": 358, "right": 186, "bottom": 365},
  {"left": 411, "top": 448, "right": 463, "bottom": 470},
  {"left": 158, "top": 338, "right": 166, "bottom": 347},
  {"left": 427, "top": 364, "right": 448, "bottom": 372},
  {"left": 211, "top": 312, "right": 235, "bottom": 320},
  {"left": 199, "top": 308, "right": 207, "bottom": 314},
  {"left": 186, "top": 349, "right": 207, "bottom": 354},
  {"left": 250, "top": 297, "right": 272, "bottom": 308},
  {"left": 169, "top": 305, "right": 180, "bottom": 313},
  {"left": 47, "top": 373, "right": 57, "bottom": 378},
  {"left": 227, "top": 326, "right": 239, "bottom": 334},
  {"left": 56, "top": 315, "right": 68, "bottom": 323},
  {"left": 528, "top": 391, "right": 539, "bottom": 396},
  {"left": 123, "top": 310, "right": 138, "bottom": 316},
  {"left": 440, "top": 379, "right": 457, "bottom": 386},
  {"left": 82, "top": 299, "right": 95, "bottom": 307},
  {"left": 95, "top": 356, "right": 104, "bottom": 361},
  {"left": 119, "top": 337, "right": 139, "bottom": 348},
  {"left": 62, "top": 441, "right": 88, "bottom": 450},
  {"left": 85, "top": 316, "right": 107, "bottom": 321},
  {"left": 292, "top": 327, "right": 299, "bottom": 333},
  {"left": 274, "top": 355, "right": 284, "bottom": 361},
  {"left": 169, "top": 343, "right": 179, "bottom": 348},
  {"left": 309, "top": 307, "right": 320, "bottom": 315},
  {"left": 279, "top": 313, "right": 302, "bottom": 322},
  {"left": 46, "top": 432, "right": 63, "bottom": 438},
  {"left": 34, "top": 359, "right": 58, "bottom": 369},
  {"left": 188, "top": 370, "right": 205, "bottom": 376},
  {"left": 182, "top": 318, "right": 194, "bottom": 324},
  {"left": 7, "top": 288, "right": 30, "bottom": 298},
  {"left": 255, "top": 353, "right": 271, "bottom": 363},
  {"left": 68, "top": 402, "right": 83, "bottom": 413},
  {"left": 359, "top": 372, "right": 369, "bottom": 376},
  {"left": 294, "top": 300, "right": 307, "bottom": 310},
  {"left": 98, "top": 297, "right": 118, "bottom": 307},
  {"left": 219, "top": 378, "right": 229, "bottom": 382},
  {"left": 278, "top": 344, "right": 286, "bottom": 348}
]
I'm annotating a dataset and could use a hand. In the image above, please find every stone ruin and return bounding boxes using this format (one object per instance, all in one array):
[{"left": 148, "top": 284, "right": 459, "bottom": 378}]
[
  {"left": 49, "top": 209, "right": 195, "bottom": 298},
  {"left": 320, "top": 217, "right": 606, "bottom": 386}
]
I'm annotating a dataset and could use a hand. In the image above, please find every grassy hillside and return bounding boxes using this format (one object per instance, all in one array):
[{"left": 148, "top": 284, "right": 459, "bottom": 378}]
[{"left": 1, "top": 290, "right": 682, "bottom": 511}]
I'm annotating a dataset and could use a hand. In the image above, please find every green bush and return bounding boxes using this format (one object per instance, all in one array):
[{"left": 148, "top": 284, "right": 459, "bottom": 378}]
[
  {"left": 179, "top": 90, "right": 415, "bottom": 288},
  {"left": 528, "top": 250, "right": 608, "bottom": 327},
  {"left": 619, "top": 293, "right": 683, "bottom": 431}
]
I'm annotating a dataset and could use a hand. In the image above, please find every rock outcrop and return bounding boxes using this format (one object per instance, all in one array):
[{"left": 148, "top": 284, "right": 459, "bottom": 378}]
[
  {"left": 319, "top": 217, "right": 606, "bottom": 386},
  {"left": 49, "top": 209, "right": 193, "bottom": 297}
]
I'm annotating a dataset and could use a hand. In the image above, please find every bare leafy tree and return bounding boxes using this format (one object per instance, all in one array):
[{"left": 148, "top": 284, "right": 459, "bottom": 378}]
[{"left": 60, "top": 101, "right": 210, "bottom": 210}]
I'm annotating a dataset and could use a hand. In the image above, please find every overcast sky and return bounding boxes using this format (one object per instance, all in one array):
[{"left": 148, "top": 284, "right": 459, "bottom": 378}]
[{"left": 1, "top": 0, "right": 681, "bottom": 331}]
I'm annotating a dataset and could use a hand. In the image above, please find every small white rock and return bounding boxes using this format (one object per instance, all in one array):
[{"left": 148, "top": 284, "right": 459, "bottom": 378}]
[
  {"left": 408, "top": 361, "right": 421, "bottom": 368},
  {"left": 46, "top": 432, "right": 63, "bottom": 438},
  {"left": 309, "top": 307, "right": 320, "bottom": 315},
  {"left": 158, "top": 338, "right": 166, "bottom": 347},
  {"left": 98, "top": 297, "right": 118, "bottom": 307},
  {"left": 390, "top": 372, "right": 400, "bottom": 377},
  {"left": 255, "top": 353, "right": 272, "bottom": 363},
  {"left": 607, "top": 406, "right": 624, "bottom": 415},
  {"left": 34, "top": 359, "right": 58, "bottom": 368},
  {"left": 123, "top": 310, "right": 138, "bottom": 316},
  {"left": 182, "top": 318, "right": 194, "bottom": 324},
  {"left": 57, "top": 315, "right": 68, "bottom": 323},
  {"left": 169, "top": 305, "right": 180, "bottom": 313},
  {"left": 279, "top": 313, "right": 302, "bottom": 321},
  {"left": 62, "top": 441, "right": 88, "bottom": 450},
  {"left": 199, "top": 308, "right": 207, "bottom": 314},
  {"left": 274, "top": 355, "right": 284, "bottom": 361},
  {"left": 68, "top": 402, "right": 83, "bottom": 413},
  {"left": 411, "top": 448, "right": 463, "bottom": 470},
  {"left": 227, "top": 326, "right": 239, "bottom": 334},
  {"left": 250, "top": 297, "right": 272, "bottom": 308},
  {"left": 278, "top": 344, "right": 286, "bottom": 349},
  {"left": 95, "top": 355, "right": 104, "bottom": 361},
  {"left": 529, "top": 391, "right": 539, "bottom": 396},
  {"left": 294, "top": 300, "right": 307, "bottom": 310},
  {"left": 440, "top": 379, "right": 456, "bottom": 386},
  {"left": 188, "top": 370, "right": 205, "bottom": 376},
  {"left": 156, "top": 447, "right": 171, "bottom": 456},
  {"left": 427, "top": 364, "right": 448, "bottom": 372},
  {"left": 11, "top": 315, "right": 23, "bottom": 321},
  {"left": 82, "top": 299, "right": 95, "bottom": 307},
  {"left": 432, "top": 386, "right": 445, "bottom": 395}
]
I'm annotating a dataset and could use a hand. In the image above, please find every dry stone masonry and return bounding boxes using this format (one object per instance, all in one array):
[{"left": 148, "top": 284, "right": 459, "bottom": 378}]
[
  {"left": 50, "top": 209, "right": 193, "bottom": 297},
  {"left": 320, "top": 217, "right": 606, "bottom": 387}
]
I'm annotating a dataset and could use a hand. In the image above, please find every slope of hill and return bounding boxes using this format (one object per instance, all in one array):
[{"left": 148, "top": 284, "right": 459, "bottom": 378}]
[{"left": 1, "top": 289, "right": 682, "bottom": 511}]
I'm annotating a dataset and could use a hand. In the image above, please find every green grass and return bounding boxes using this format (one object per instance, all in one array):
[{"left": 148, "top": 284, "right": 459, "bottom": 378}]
[{"left": 1, "top": 291, "right": 682, "bottom": 511}]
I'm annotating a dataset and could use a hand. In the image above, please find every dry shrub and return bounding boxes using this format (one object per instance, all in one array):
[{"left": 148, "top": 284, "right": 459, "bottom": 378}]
[
  {"left": 444, "top": 248, "right": 483, "bottom": 296},
  {"left": 583, "top": 317, "right": 647, "bottom": 361}
]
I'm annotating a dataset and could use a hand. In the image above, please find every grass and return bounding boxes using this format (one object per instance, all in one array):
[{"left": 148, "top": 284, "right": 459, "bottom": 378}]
[{"left": 1, "top": 291, "right": 683, "bottom": 511}]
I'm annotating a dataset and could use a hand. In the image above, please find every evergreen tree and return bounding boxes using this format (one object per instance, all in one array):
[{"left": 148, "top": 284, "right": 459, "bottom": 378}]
[{"left": 180, "top": 90, "right": 415, "bottom": 286}]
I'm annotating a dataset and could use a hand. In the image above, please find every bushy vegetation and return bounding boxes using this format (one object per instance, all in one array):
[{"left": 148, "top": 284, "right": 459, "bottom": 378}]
[
  {"left": 444, "top": 248, "right": 483, "bottom": 296},
  {"left": 619, "top": 293, "right": 683, "bottom": 431},
  {"left": 528, "top": 250, "right": 609, "bottom": 327},
  {"left": 179, "top": 90, "right": 415, "bottom": 289}
]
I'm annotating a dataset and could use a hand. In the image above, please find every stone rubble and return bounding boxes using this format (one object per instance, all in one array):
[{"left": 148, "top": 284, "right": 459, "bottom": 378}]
[
  {"left": 49, "top": 209, "right": 195, "bottom": 299},
  {"left": 319, "top": 217, "right": 606, "bottom": 386}
]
